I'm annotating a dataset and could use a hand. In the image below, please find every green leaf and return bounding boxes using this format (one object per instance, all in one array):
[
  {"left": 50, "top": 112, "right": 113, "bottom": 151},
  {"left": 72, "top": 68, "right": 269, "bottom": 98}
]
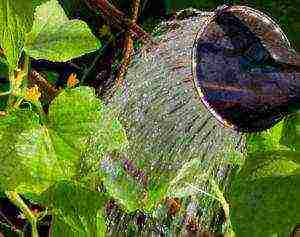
[
  {"left": 48, "top": 87, "right": 104, "bottom": 148},
  {"left": 97, "top": 154, "right": 146, "bottom": 211},
  {"left": 0, "top": 0, "right": 34, "bottom": 69},
  {"left": 0, "top": 86, "right": 126, "bottom": 195},
  {"left": 166, "top": 152, "right": 237, "bottom": 230},
  {"left": 167, "top": 158, "right": 212, "bottom": 198},
  {"left": 246, "top": 121, "right": 287, "bottom": 155},
  {"left": 167, "top": 146, "right": 243, "bottom": 199},
  {"left": 24, "top": 0, "right": 101, "bottom": 62},
  {"left": 229, "top": 170, "right": 300, "bottom": 236},
  {"left": 229, "top": 119, "right": 300, "bottom": 237},
  {"left": 48, "top": 86, "right": 128, "bottom": 193},
  {"left": 0, "top": 109, "right": 71, "bottom": 193},
  {"left": 40, "top": 181, "right": 107, "bottom": 236},
  {"left": 32, "top": 0, "right": 49, "bottom": 9},
  {"left": 280, "top": 112, "right": 300, "bottom": 151},
  {"left": 48, "top": 86, "right": 126, "bottom": 160},
  {"left": 51, "top": 212, "right": 106, "bottom": 237}
]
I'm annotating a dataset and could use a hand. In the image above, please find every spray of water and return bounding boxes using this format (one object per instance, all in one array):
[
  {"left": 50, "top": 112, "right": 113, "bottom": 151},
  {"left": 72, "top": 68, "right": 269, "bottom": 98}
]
[{"left": 107, "top": 10, "right": 245, "bottom": 232}]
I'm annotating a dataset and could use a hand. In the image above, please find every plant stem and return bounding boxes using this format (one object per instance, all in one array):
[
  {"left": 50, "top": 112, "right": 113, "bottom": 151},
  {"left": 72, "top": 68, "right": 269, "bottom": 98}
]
[
  {"left": 7, "top": 54, "right": 30, "bottom": 109},
  {"left": 7, "top": 69, "right": 16, "bottom": 108},
  {"left": 23, "top": 55, "right": 30, "bottom": 80},
  {"left": 29, "top": 69, "right": 58, "bottom": 102},
  {"left": 36, "top": 101, "right": 48, "bottom": 125},
  {"left": 107, "top": 0, "right": 140, "bottom": 98},
  {"left": 5, "top": 191, "right": 38, "bottom": 237},
  {"left": 87, "top": 0, "right": 154, "bottom": 44}
]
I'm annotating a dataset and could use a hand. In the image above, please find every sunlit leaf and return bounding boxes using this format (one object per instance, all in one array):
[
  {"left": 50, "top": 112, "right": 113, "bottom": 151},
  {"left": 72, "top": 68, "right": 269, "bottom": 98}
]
[
  {"left": 0, "top": 0, "right": 34, "bottom": 69},
  {"left": 0, "top": 86, "right": 126, "bottom": 195},
  {"left": 48, "top": 86, "right": 104, "bottom": 148},
  {"left": 24, "top": 0, "right": 101, "bottom": 62},
  {"left": 280, "top": 112, "right": 300, "bottom": 151},
  {"left": 246, "top": 121, "right": 287, "bottom": 154},
  {"left": 40, "top": 181, "right": 107, "bottom": 236},
  {"left": 229, "top": 118, "right": 300, "bottom": 237},
  {"left": 0, "top": 109, "right": 73, "bottom": 193}
]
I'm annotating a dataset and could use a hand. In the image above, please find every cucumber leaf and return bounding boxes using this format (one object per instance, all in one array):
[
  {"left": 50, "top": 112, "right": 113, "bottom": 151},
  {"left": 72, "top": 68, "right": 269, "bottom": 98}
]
[
  {"left": 229, "top": 119, "right": 300, "bottom": 237},
  {"left": 0, "top": 0, "right": 34, "bottom": 69},
  {"left": 24, "top": 0, "right": 101, "bottom": 62},
  {"left": 0, "top": 86, "right": 126, "bottom": 195},
  {"left": 39, "top": 181, "right": 107, "bottom": 237},
  {"left": 0, "top": 109, "right": 72, "bottom": 193},
  {"left": 48, "top": 86, "right": 104, "bottom": 149},
  {"left": 280, "top": 112, "right": 300, "bottom": 151},
  {"left": 246, "top": 121, "right": 287, "bottom": 154},
  {"left": 167, "top": 146, "right": 243, "bottom": 199},
  {"left": 32, "top": 0, "right": 54, "bottom": 10},
  {"left": 48, "top": 86, "right": 126, "bottom": 172}
]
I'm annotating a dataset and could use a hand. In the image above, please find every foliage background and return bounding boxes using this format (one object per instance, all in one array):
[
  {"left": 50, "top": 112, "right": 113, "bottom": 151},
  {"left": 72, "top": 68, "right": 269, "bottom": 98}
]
[{"left": 0, "top": 0, "right": 299, "bottom": 236}]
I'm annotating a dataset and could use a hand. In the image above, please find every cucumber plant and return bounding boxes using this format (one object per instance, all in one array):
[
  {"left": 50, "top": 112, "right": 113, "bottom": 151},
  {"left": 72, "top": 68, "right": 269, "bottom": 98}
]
[
  {"left": 0, "top": 0, "right": 299, "bottom": 236},
  {"left": 228, "top": 114, "right": 300, "bottom": 237},
  {"left": 0, "top": 0, "right": 127, "bottom": 236}
]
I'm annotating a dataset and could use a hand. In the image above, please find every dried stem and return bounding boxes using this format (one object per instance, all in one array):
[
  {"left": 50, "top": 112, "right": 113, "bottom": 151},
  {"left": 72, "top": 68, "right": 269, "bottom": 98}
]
[
  {"left": 88, "top": 0, "right": 154, "bottom": 44},
  {"left": 115, "top": 33, "right": 134, "bottom": 88},
  {"left": 29, "top": 69, "right": 58, "bottom": 102},
  {"left": 105, "top": 0, "right": 141, "bottom": 98},
  {"left": 116, "top": 0, "right": 140, "bottom": 86}
]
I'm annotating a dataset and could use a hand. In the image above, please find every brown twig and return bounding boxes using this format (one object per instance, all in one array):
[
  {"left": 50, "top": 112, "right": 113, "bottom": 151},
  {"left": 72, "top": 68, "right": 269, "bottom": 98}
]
[
  {"left": 88, "top": 0, "right": 154, "bottom": 44},
  {"left": 103, "top": 0, "right": 142, "bottom": 99},
  {"left": 29, "top": 70, "right": 59, "bottom": 102},
  {"left": 114, "top": 33, "right": 134, "bottom": 88},
  {"left": 115, "top": 0, "right": 140, "bottom": 86}
]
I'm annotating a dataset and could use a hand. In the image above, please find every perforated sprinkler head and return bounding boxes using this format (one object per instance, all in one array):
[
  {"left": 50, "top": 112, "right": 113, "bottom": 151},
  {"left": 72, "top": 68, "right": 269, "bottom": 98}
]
[{"left": 192, "top": 5, "right": 300, "bottom": 132}]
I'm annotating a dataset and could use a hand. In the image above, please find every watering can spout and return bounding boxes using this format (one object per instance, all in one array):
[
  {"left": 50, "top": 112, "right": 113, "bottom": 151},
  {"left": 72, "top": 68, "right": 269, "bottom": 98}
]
[{"left": 193, "top": 5, "right": 300, "bottom": 132}]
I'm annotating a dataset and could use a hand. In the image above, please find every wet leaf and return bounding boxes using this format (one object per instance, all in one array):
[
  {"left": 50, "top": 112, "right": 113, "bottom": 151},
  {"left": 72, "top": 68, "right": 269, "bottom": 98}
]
[
  {"left": 167, "top": 146, "right": 242, "bottom": 199},
  {"left": 24, "top": 0, "right": 101, "bottom": 62},
  {"left": 40, "top": 181, "right": 107, "bottom": 237},
  {"left": 97, "top": 154, "right": 146, "bottom": 212},
  {"left": 229, "top": 119, "right": 300, "bottom": 237},
  {"left": 48, "top": 86, "right": 104, "bottom": 149},
  {"left": 32, "top": 0, "right": 52, "bottom": 9},
  {"left": 280, "top": 112, "right": 300, "bottom": 151},
  {"left": 246, "top": 121, "right": 287, "bottom": 154},
  {"left": 0, "top": 86, "right": 126, "bottom": 195},
  {"left": 0, "top": 109, "right": 73, "bottom": 193},
  {"left": 0, "top": 0, "right": 34, "bottom": 69}
]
